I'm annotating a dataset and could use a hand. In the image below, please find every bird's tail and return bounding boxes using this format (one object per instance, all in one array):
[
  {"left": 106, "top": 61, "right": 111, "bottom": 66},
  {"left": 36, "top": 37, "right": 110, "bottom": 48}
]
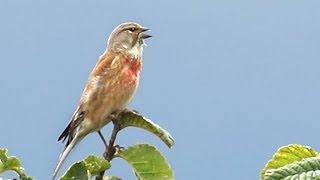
[{"left": 52, "top": 135, "right": 81, "bottom": 180}]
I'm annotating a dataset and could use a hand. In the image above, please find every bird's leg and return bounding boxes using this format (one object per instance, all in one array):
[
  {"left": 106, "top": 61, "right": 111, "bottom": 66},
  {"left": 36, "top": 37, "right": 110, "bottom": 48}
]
[
  {"left": 98, "top": 131, "right": 108, "bottom": 150},
  {"left": 97, "top": 123, "right": 121, "bottom": 180},
  {"left": 100, "top": 111, "right": 122, "bottom": 160}
]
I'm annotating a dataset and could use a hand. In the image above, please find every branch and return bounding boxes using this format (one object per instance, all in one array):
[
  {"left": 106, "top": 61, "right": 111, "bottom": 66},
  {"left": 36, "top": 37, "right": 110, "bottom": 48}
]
[{"left": 95, "top": 117, "right": 122, "bottom": 180}]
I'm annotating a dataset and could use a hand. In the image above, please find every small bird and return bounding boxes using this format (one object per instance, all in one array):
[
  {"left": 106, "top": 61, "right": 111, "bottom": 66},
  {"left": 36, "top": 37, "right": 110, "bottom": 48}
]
[{"left": 52, "top": 22, "right": 151, "bottom": 179}]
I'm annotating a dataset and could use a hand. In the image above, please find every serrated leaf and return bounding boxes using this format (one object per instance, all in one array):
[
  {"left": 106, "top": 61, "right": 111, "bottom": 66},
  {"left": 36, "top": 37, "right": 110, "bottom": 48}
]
[
  {"left": 115, "top": 143, "right": 174, "bottom": 180},
  {"left": 0, "top": 149, "right": 8, "bottom": 163},
  {"left": 261, "top": 144, "right": 319, "bottom": 179},
  {"left": 119, "top": 111, "right": 175, "bottom": 148},
  {"left": 103, "top": 176, "right": 122, "bottom": 180},
  {"left": 60, "top": 162, "right": 88, "bottom": 180},
  {"left": 60, "top": 155, "right": 111, "bottom": 180},
  {"left": 21, "top": 177, "right": 34, "bottom": 180},
  {"left": 0, "top": 148, "right": 33, "bottom": 179},
  {"left": 264, "top": 156, "right": 320, "bottom": 180},
  {"left": 0, "top": 148, "right": 22, "bottom": 173},
  {"left": 83, "top": 155, "right": 111, "bottom": 176}
]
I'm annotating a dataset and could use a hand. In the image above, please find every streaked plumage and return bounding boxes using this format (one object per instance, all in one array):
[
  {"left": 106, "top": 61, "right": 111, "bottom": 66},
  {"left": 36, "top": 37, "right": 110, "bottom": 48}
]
[{"left": 52, "top": 22, "right": 151, "bottom": 179}]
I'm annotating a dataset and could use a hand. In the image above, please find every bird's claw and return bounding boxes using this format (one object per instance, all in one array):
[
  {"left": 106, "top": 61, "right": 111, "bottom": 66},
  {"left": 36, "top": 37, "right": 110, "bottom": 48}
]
[{"left": 114, "top": 144, "right": 125, "bottom": 151}]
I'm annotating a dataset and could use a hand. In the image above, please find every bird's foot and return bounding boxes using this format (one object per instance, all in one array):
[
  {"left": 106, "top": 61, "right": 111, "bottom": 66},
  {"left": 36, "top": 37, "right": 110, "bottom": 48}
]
[{"left": 114, "top": 144, "right": 125, "bottom": 151}]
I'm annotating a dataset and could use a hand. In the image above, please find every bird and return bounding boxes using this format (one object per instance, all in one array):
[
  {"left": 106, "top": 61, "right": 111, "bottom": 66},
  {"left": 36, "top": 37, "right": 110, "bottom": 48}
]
[{"left": 52, "top": 22, "right": 151, "bottom": 179}]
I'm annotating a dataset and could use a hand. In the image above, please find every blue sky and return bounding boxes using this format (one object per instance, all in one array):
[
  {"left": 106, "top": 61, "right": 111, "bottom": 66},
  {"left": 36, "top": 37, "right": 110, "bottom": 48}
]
[{"left": 1, "top": 0, "right": 320, "bottom": 179}]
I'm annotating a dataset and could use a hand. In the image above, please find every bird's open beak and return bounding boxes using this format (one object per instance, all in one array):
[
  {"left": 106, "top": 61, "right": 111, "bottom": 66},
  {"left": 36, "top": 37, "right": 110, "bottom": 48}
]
[{"left": 140, "top": 27, "right": 152, "bottom": 39}]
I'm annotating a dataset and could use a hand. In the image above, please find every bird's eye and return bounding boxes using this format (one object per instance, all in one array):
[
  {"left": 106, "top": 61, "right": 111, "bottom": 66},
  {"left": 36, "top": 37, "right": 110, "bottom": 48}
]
[{"left": 128, "top": 27, "right": 136, "bottom": 32}]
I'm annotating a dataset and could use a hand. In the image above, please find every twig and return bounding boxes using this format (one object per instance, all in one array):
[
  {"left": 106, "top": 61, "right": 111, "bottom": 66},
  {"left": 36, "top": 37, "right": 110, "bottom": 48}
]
[{"left": 95, "top": 118, "right": 122, "bottom": 180}]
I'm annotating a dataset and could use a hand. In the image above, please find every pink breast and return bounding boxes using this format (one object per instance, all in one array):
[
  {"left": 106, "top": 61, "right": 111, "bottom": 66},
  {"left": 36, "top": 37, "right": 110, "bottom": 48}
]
[
  {"left": 122, "top": 59, "right": 142, "bottom": 85},
  {"left": 129, "top": 60, "right": 142, "bottom": 76}
]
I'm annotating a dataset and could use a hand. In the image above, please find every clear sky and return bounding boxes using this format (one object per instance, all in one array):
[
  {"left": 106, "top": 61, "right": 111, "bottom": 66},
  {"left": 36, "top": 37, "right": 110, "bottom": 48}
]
[{"left": 1, "top": 0, "right": 320, "bottom": 179}]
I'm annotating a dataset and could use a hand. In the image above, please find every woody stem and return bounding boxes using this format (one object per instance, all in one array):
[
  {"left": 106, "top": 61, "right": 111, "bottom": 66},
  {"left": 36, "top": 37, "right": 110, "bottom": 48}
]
[
  {"left": 105, "top": 122, "right": 121, "bottom": 160},
  {"left": 96, "top": 119, "right": 122, "bottom": 180}
]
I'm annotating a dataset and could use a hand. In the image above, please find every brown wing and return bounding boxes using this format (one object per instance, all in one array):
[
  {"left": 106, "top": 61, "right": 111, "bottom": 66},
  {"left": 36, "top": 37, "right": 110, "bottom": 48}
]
[
  {"left": 57, "top": 109, "right": 85, "bottom": 145},
  {"left": 57, "top": 49, "right": 118, "bottom": 147}
]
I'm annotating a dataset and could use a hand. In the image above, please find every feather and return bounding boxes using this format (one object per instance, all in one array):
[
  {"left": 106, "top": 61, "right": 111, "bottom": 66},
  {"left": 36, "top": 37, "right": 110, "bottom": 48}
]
[{"left": 52, "top": 134, "right": 83, "bottom": 179}]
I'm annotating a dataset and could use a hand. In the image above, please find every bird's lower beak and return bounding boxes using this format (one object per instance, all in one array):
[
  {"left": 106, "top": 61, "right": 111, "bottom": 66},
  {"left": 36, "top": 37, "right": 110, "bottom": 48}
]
[
  {"left": 140, "top": 27, "right": 152, "bottom": 39},
  {"left": 141, "top": 34, "right": 152, "bottom": 39}
]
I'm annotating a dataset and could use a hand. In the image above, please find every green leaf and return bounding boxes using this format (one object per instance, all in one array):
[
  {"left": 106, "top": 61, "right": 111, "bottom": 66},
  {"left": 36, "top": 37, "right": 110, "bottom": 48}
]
[
  {"left": 21, "top": 176, "right": 34, "bottom": 180},
  {"left": 60, "top": 155, "right": 111, "bottom": 180},
  {"left": 0, "top": 148, "right": 33, "bottom": 179},
  {"left": 115, "top": 143, "right": 174, "bottom": 180},
  {"left": 0, "top": 149, "right": 8, "bottom": 163},
  {"left": 103, "top": 176, "right": 122, "bottom": 180},
  {"left": 0, "top": 148, "right": 21, "bottom": 173},
  {"left": 83, "top": 155, "right": 111, "bottom": 176},
  {"left": 264, "top": 157, "right": 320, "bottom": 180},
  {"left": 119, "top": 110, "right": 175, "bottom": 148},
  {"left": 60, "top": 162, "right": 88, "bottom": 180},
  {"left": 261, "top": 144, "right": 319, "bottom": 180}
]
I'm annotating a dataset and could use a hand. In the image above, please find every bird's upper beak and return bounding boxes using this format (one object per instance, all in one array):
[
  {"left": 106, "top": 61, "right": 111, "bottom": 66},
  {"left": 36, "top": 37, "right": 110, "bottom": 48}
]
[{"left": 140, "top": 27, "right": 152, "bottom": 39}]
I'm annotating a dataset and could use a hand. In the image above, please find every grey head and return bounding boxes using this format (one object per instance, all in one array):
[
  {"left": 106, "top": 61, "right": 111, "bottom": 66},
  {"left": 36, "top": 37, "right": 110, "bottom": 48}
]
[{"left": 107, "top": 22, "right": 152, "bottom": 52}]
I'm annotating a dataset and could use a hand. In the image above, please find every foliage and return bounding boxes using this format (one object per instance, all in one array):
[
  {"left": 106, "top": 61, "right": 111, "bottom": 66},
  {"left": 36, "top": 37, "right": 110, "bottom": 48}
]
[
  {"left": 119, "top": 110, "right": 174, "bottom": 148},
  {"left": 0, "top": 148, "right": 33, "bottom": 179},
  {"left": 261, "top": 144, "right": 320, "bottom": 180},
  {"left": 0, "top": 110, "right": 175, "bottom": 180},
  {"left": 115, "top": 143, "right": 174, "bottom": 180},
  {"left": 60, "top": 155, "right": 111, "bottom": 180}
]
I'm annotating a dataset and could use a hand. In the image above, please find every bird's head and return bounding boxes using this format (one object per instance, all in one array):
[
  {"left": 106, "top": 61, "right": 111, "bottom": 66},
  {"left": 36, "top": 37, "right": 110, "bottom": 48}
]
[{"left": 108, "top": 22, "right": 151, "bottom": 55}]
